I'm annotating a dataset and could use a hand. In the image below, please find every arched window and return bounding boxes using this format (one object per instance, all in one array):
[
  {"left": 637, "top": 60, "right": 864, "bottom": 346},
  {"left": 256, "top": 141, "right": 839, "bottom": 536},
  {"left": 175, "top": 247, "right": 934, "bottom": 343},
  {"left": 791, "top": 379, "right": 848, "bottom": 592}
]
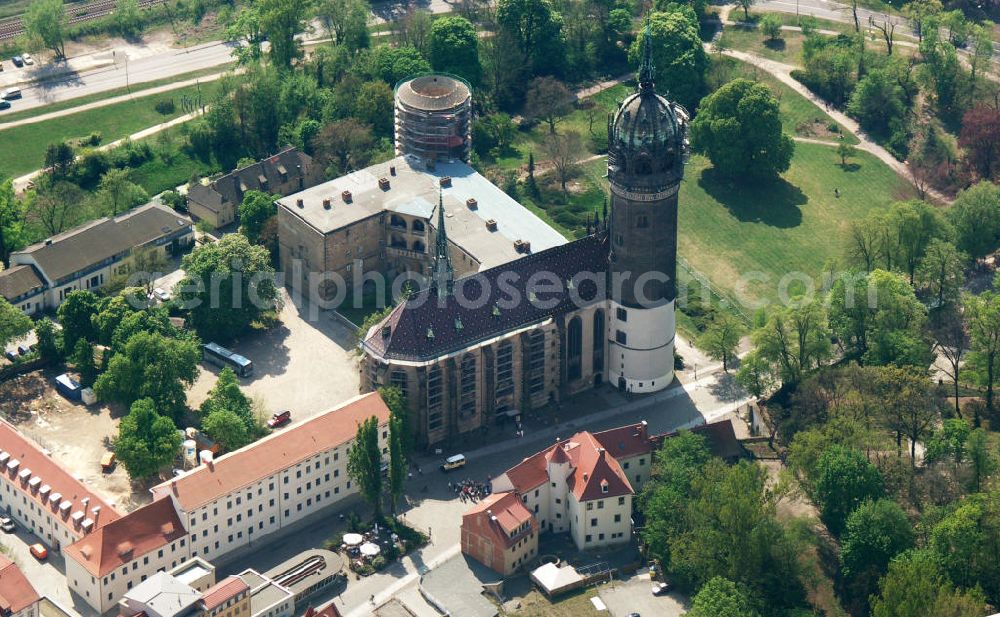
[
  {"left": 412, "top": 220, "right": 426, "bottom": 233},
  {"left": 390, "top": 370, "right": 409, "bottom": 399},
  {"left": 427, "top": 366, "right": 443, "bottom": 431},
  {"left": 495, "top": 341, "right": 514, "bottom": 408},
  {"left": 460, "top": 355, "right": 477, "bottom": 417},
  {"left": 412, "top": 240, "right": 426, "bottom": 253},
  {"left": 567, "top": 316, "right": 583, "bottom": 380},
  {"left": 527, "top": 330, "right": 546, "bottom": 394},
  {"left": 390, "top": 214, "right": 406, "bottom": 229},
  {"left": 592, "top": 309, "right": 605, "bottom": 372},
  {"left": 390, "top": 234, "right": 406, "bottom": 249}
]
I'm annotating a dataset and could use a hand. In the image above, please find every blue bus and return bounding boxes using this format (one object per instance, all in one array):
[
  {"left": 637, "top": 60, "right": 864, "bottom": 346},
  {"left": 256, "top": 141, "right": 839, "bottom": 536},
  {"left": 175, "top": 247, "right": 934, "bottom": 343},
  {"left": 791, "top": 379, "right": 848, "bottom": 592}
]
[{"left": 202, "top": 343, "right": 253, "bottom": 378}]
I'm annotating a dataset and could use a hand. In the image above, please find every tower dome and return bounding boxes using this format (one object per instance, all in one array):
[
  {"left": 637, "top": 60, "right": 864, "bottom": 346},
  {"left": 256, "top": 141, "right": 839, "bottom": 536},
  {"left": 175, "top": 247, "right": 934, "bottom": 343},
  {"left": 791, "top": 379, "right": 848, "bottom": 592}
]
[{"left": 607, "top": 25, "right": 689, "bottom": 193}]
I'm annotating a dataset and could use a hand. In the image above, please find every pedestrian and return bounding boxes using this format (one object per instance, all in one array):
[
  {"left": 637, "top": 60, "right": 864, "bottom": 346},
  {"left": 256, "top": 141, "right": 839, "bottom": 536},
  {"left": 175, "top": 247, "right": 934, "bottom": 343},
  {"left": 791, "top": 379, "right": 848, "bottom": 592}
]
[
  {"left": 834, "top": 187, "right": 840, "bottom": 198},
  {"left": 370, "top": 595, "right": 375, "bottom": 605}
]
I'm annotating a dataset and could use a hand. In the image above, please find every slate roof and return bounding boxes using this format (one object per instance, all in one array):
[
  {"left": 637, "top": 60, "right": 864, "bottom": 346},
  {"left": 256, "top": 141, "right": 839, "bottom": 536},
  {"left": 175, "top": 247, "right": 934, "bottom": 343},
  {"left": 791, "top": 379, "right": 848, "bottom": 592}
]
[
  {"left": 14, "top": 203, "right": 191, "bottom": 284},
  {"left": 364, "top": 233, "right": 610, "bottom": 361},
  {"left": 188, "top": 148, "right": 315, "bottom": 215},
  {"left": 64, "top": 496, "right": 185, "bottom": 577},
  {"left": 0, "top": 264, "right": 45, "bottom": 301}
]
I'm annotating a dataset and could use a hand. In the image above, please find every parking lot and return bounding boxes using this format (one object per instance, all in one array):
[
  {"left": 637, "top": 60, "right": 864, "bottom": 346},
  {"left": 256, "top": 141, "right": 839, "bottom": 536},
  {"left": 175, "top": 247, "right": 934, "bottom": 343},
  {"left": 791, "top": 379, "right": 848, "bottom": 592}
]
[
  {"left": 186, "top": 290, "right": 362, "bottom": 423},
  {"left": 598, "top": 570, "right": 687, "bottom": 617}
]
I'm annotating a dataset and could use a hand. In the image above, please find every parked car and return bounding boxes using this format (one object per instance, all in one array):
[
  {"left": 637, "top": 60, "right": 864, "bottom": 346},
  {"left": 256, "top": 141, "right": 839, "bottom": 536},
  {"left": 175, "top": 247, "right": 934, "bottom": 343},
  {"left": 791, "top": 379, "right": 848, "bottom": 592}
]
[
  {"left": 3, "top": 350, "right": 16, "bottom": 362},
  {"left": 29, "top": 543, "right": 47, "bottom": 560},
  {"left": 0, "top": 101, "right": 10, "bottom": 111},
  {"left": 151, "top": 287, "right": 171, "bottom": 302},
  {"left": 11, "top": 56, "right": 23, "bottom": 67},
  {"left": 22, "top": 53, "right": 33, "bottom": 65},
  {"left": 441, "top": 453, "right": 466, "bottom": 472},
  {"left": 0, "top": 517, "right": 15, "bottom": 533},
  {"left": 100, "top": 452, "right": 116, "bottom": 472},
  {"left": 1, "top": 87, "right": 22, "bottom": 100},
  {"left": 651, "top": 581, "right": 671, "bottom": 595},
  {"left": 267, "top": 410, "right": 291, "bottom": 429}
]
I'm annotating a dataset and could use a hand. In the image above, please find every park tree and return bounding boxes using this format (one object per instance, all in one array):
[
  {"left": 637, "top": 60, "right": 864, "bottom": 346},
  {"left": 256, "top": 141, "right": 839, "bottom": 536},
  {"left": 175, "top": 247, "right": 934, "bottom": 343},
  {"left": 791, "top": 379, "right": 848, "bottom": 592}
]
[
  {"left": 967, "top": 24, "right": 994, "bottom": 102},
  {"left": 837, "top": 138, "right": 858, "bottom": 167},
  {"left": 354, "top": 81, "right": 395, "bottom": 137},
  {"left": 734, "top": 350, "right": 778, "bottom": 400},
  {"left": 887, "top": 200, "right": 951, "bottom": 285},
  {"left": 378, "top": 385, "right": 410, "bottom": 454},
  {"left": 56, "top": 290, "right": 99, "bottom": 352},
  {"left": 698, "top": 314, "right": 745, "bottom": 372},
  {"left": 93, "top": 293, "right": 140, "bottom": 345},
  {"left": 94, "top": 331, "right": 201, "bottom": 422},
  {"left": 258, "top": 0, "right": 308, "bottom": 69},
  {"left": 966, "top": 428, "right": 995, "bottom": 491},
  {"left": 43, "top": 142, "right": 74, "bottom": 179},
  {"left": 524, "top": 77, "right": 573, "bottom": 134},
  {"left": 628, "top": 9, "right": 708, "bottom": 113},
  {"left": 367, "top": 46, "right": 430, "bottom": 86},
  {"left": 870, "top": 549, "right": 987, "bottom": 617},
  {"left": 239, "top": 190, "right": 278, "bottom": 246},
  {"left": 759, "top": 14, "right": 782, "bottom": 42},
  {"left": 924, "top": 417, "right": 971, "bottom": 467},
  {"left": 473, "top": 113, "right": 516, "bottom": 157},
  {"left": 496, "top": 0, "right": 567, "bottom": 77},
  {"left": 0, "top": 179, "right": 25, "bottom": 268},
  {"left": 202, "top": 409, "right": 252, "bottom": 452},
  {"left": 687, "top": 577, "right": 761, "bottom": 617},
  {"left": 311, "top": 119, "right": 376, "bottom": 175},
  {"left": 690, "top": 78, "right": 793, "bottom": 182},
  {"left": 919, "top": 30, "right": 964, "bottom": 115},
  {"left": 316, "top": 0, "right": 370, "bottom": 52},
  {"left": 965, "top": 288, "right": 1000, "bottom": 416},
  {"left": 200, "top": 367, "right": 257, "bottom": 435},
  {"left": 347, "top": 415, "right": 383, "bottom": 518},
  {"left": 30, "top": 181, "right": 85, "bottom": 236},
  {"left": 23, "top": 0, "right": 66, "bottom": 59},
  {"left": 874, "top": 365, "right": 941, "bottom": 462},
  {"left": 932, "top": 305, "right": 969, "bottom": 416},
  {"left": 916, "top": 238, "right": 967, "bottom": 309},
  {"left": 395, "top": 8, "right": 433, "bottom": 56},
  {"left": 429, "top": 16, "right": 480, "bottom": 84},
  {"left": 109, "top": 308, "right": 178, "bottom": 353},
  {"left": 178, "top": 234, "right": 280, "bottom": 342},
  {"left": 113, "top": 398, "right": 183, "bottom": 479},
  {"left": 848, "top": 69, "right": 908, "bottom": 139},
  {"left": 959, "top": 107, "right": 1000, "bottom": 182},
  {"left": 902, "top": 0, "right": 942, "bottom": 41},
  {"left": 72, "top": 339, "right": 99, "bottom": 388},
  {"left": 225, "top": 6, "right": 264, "bottom": 65},
  {"left": 812, "top": 445, "right": 884, "bottom": 535},
  {"left": 540, "top": 131, "right": 583, "bottom": 193},
  {"left": 96, "top": 168, "right": 148, "bottom": 216},
  {"left": 840, "top": 498, "right": 913, "bottom": 608},
  {"left": 948, "top": 181, "right": 1000, "bottom": 260},
  {"left": 0, "top": 298, "right": 32, "bottom": 351},
  {"left": 749, "top": 300, "right": 830, "bottom": 386}
]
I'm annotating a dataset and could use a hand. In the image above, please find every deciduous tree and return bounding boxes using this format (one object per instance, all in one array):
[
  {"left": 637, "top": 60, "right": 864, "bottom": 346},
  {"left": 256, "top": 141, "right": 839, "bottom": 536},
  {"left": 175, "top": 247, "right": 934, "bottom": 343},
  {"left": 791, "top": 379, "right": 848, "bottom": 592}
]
[
  {"left": 749, "top": 299, "right": 830, "bottom": 385},
  {"left": 114, "top": 398, "right": 182, "bottom": 479},
  {"left": 628, "top": 9, "right": 708, "bottom": 112},
  {"left": 690, "top": 78, "right": 794, "bottom": 181},
  {"left": 965, "top": 288, "right": 1000, "bottom": 415},
  {"left": 258, "top": 0, "right": 307, "bottom": 69},
  {"left": 56, "top": 290, "right": 99, "bottom": 352},
  {"left": 200, "top": 367, "right": 256, "bottom": 435},
  {"left": 239, "top": 190, "right": 278, "bottom": 246},
  {"left": 0, "top": 180, "right": 25, "bottom": 269},
  {"left": 96, "top": 168, "right": 148, "bottom": 216},
  {"left": 698, "top": 314, "right": 745, "bottom": 372},
  {"left": 429, "top": 15, "right": 481, "bottom": 84},
  {"left": 30, "top": 181, "right": 84, "bottom": 236},
  {"left": 813, "top": 445, "right": 883, "bottom": 535},
  {"left": 0, "top": 298, "right": 32, "bottom": 351},
  {"left": 312, "top": 118, "right": 376, "bottom": 175},
  {"left": 540, "top": 131, "right": 583, "bottom": 193},
  {"left": 387, "top": 414, "right": 407, "bottom": 516},
  {"left": 72, "top": 338, "right": 99, "bottom": 388},
  {"left": 759, "top": 14, "right": 782, "bottom": 42},
  {"left": 948, "top": 181, "right": 1000, "bottom": 260},
  {"left": 202, "top": 409, "right": 252, "bottom": 452},
  {"left": 347, "top": 415, "right": 383, "bottom": 518},
  {"left": 916, "top": 238, "right": 966, "bottom": 309},
  {"left": 870, "top": 549, "right": 987, "bottom": 617},
  {"left": 23, "top": 0, "right": 66, "bottom": 59},
  {"left": 316, "top": 0, "right": 370, "bottom": 52},
  {"left": 959, "top": 106, "right": 1000, "bottom": 181},
  {"left": 496, "top": 0, "right": 567, "bottom": 77},
  {"left": 688, "top": 577, "right": 761, "bottom": 617},
  {"left": 524, "top": 76, "right": 573, "bottom": 134}
]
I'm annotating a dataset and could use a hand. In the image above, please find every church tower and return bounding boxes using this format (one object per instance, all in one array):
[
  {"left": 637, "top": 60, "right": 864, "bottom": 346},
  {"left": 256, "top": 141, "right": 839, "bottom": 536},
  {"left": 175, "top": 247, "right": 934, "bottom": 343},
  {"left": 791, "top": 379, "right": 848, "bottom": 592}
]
[{"left": 606, "top": 23, "right": 689, "bottom": 393}]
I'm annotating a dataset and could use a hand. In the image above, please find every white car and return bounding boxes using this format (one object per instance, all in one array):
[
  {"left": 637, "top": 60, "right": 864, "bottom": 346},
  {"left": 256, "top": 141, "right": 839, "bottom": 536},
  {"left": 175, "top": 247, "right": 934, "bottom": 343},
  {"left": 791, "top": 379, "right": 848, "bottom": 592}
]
[
  {"left": 22, "top": 54, "right": 33, "bottom": 65},
  {"left": 0, "top": 517, "right": 15, "bottom": 533},
  {"left": 152, "top": 287, "right": 171, "bottom": 302}
]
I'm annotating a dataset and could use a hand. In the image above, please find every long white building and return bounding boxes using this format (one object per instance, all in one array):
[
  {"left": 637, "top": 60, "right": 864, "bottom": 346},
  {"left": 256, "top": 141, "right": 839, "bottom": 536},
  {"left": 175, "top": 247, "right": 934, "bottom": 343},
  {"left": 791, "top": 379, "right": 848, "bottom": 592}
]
[{"left": 63, "top": 392, "right": 391, "bottom": 614}]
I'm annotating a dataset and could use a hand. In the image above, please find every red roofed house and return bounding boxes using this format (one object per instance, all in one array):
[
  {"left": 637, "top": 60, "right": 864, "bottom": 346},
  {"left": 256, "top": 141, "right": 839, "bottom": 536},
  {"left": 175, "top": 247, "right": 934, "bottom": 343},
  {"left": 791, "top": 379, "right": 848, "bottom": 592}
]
[
  {"left": 481, "top": 422, "right": 657, "bottom": 556},
  {"left": 461, "top": 492, "right": 539, "bottom": 575},
  {"left": 199, "top": 576, "right": 249, "bottom": 617},
  {"left": 0, "top": 555, "right": 40, "bottom": 617}
]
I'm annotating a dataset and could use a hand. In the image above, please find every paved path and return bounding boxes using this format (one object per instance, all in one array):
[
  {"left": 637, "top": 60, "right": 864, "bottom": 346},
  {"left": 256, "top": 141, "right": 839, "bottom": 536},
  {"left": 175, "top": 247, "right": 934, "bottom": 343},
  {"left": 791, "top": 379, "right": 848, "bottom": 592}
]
[{"left": 712, "top": 45, "right": 952, "bottom": 204}]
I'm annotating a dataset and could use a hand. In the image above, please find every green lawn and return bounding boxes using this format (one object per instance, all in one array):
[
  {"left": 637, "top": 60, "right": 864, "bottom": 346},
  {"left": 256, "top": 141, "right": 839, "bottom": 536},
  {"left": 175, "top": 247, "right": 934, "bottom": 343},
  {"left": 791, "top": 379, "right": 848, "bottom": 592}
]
[
  {"left": 709, "top": 55, "right": 858, "bottom": 144},
  {"left": 0, "top": 80, "right": 221, "bottom": 179},
  {"left": 0, "top": 67, "right": 228, "bottom": 123},
  {"left": 718, "top": 20, "right": 913, "bottom": 65},
  {"left": 677, "top": 142, "right": 915, "bottom": 307},
  {"left": 127, "top": 127, "right": 221, "bottom": 196}
]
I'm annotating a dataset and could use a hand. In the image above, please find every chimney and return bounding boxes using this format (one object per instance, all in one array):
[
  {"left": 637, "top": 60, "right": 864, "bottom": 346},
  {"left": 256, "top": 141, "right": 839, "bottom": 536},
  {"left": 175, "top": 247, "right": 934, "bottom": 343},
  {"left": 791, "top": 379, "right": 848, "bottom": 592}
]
[
  {"left": 92, "top": 506, "right": 101, "bottom": 525},
  {"left": 200, "top": 450, "right": 214, "bottom": 470},
  {"left": 171, "top": 480, "right": 178, "bottom": 495},
  {"left": 81, "top": 497, "right": 89, "bottom": 509},
  {"left": 322, "top": 198, "right": 331, "bottom": 210},
  {"left": 378, "top": 177, "right": 391, "bottom": 190},
  {"left": 390, "top": 165, "right": 396, "bottom": 176},
  {"left": 466, "top": 198, "right": 478, "bottom": 210},
  {"left": 296, "top": 199, "right": 304, "bottom": 208},
  {"left": 342, "top": 190, "right": 352, "bottom": 203},
  {"left": 439, "top": 176, "right": 452, "bottom": 187}
]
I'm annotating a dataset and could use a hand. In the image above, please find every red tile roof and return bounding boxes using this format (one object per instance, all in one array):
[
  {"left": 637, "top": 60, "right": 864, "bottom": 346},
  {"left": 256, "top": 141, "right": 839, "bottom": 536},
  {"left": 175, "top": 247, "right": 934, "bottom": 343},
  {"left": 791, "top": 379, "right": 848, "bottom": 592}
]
[
  {"left": 200, "top": 576, "right": 248, "bottom": 611},
  {"left": 462, "top": 492, "right": 536, "bottom": 549},
  {"left": 593, "top": 421, "right": 653, "bottom": 460},
  {"left": 0, "top": 420, "right": 120, "bottom": 536},
  {"left": 0, "top": 555, "right": 39, "bottom": 614},
  {"left": 64, "top": 496, "right": 186, "bottom": 577},
  {"left": 150, "top": 393, "right": 391, "bottom": 511},
  {"left": 501, "top": 430, "right": 635, "bottom": 501}
]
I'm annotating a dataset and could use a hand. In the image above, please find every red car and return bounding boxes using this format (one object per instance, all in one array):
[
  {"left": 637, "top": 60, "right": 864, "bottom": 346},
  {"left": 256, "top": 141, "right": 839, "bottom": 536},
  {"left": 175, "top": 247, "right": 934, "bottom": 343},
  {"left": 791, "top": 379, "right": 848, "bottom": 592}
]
[{"left": 267, "top": 410, "right": 291, "bottom": 429}]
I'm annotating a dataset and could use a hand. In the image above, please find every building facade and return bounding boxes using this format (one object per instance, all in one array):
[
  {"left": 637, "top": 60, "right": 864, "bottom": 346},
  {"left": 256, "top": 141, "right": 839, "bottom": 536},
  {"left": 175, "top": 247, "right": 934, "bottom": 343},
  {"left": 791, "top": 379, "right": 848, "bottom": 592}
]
[
  {"left": 461, "top": 492, "right": 538, "bottom": 576},
  {"left": 63, "top": 393, "right": 391, "bottom": 614},
  {"left": 360, "top": 32, "right": 688, "bottom": 448},
  {"left": 0, "top": 203, "right": 194, "bottom": 315}
]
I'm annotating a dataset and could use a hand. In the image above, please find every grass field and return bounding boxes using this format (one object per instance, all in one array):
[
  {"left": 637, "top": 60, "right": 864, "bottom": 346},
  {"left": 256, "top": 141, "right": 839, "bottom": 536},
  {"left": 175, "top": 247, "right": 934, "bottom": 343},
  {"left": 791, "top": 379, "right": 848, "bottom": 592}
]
[
  {"left": 0, "top": 66, "right": 228, "bottom": 123},
  {"left": 509, "top": 588, "right": 606, "bottom": 617},
  {"left": 0, "top": 80, "right": 221, "bottom": 178},
  {"left": 676, "top": 142, "right": 915, "bottom": 307},
  {"left": 717, "top": 21, "right": 913, "bottom": 65}
]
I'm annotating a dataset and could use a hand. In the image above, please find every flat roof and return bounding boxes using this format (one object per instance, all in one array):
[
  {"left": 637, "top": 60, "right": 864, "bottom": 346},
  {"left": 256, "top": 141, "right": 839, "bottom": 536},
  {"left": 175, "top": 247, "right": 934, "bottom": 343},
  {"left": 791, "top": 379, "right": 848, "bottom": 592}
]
[
  {"left": 278, "top": 155, "right": 567, "bottom": 270},
  {"left": 248, "top": 581, "right": 292, "bottom": 614},
  {"left": 263, "top": 549, "right": 343, "bottom": 595}
]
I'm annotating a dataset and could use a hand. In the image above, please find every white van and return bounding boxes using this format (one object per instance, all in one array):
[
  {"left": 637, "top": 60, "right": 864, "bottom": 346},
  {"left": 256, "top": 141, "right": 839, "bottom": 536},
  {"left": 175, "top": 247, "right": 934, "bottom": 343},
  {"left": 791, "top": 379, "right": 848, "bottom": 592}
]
[
  {"left": 441, "top": 454, "right": 466, "bottom": 472},
  {"left": 1, "top": 88, "right": 21, "bottom": 100}
]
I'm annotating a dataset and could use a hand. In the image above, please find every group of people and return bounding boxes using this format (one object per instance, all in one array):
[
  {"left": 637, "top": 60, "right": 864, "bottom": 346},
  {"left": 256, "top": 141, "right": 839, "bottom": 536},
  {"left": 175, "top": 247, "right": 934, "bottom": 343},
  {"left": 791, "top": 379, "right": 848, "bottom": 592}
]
[{"left": 449, "top": 477, "right": 491, "bottom": 503}]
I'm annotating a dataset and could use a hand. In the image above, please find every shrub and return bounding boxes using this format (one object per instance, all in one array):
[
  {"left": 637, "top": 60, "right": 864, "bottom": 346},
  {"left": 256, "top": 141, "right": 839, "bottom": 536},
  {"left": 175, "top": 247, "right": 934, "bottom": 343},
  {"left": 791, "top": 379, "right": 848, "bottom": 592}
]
[
  {"left": 154, "top": 99, "right": 176, "bottom": 115},
  {"left": 84, "top": 132, "right": 103, "bottom": 147}
]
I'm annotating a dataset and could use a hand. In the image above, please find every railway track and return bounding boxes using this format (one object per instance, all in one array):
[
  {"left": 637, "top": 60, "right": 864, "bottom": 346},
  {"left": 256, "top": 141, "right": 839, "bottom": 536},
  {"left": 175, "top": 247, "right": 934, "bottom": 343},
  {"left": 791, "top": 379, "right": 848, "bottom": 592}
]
[{"left": 0, "top": 0, "right": 166, "bottom": 42}]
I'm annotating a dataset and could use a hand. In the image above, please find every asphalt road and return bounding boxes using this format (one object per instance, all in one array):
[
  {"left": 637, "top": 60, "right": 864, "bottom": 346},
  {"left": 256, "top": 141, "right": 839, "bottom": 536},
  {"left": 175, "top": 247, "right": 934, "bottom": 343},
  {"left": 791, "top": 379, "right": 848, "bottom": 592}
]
[{"left": 0, "top": 41, "right": 235, "bottom": 116}]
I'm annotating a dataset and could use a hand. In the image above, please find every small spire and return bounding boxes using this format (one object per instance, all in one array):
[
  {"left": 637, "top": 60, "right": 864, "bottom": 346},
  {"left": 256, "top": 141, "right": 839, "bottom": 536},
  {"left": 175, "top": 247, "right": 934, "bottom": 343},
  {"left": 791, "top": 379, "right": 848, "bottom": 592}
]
[
  {"left": 638, "top": 18, "right": 655, "bottom": 93},
  {"left": 433, "top": 188, "right": 454, "bottom": 296}
]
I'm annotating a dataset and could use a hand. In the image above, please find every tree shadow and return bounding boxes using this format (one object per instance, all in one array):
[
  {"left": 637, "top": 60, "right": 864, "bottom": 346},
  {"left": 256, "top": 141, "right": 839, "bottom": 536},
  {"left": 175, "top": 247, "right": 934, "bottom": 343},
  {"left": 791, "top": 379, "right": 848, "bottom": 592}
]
[
  {"left": 698, "top": 167, "right": 806, "bottom": 229},
  {"left": 839, "top": 162, "right": 861, "bottom": 173},
  {"left": 764, "top": 38, "right": 787, "bottom": 51}
]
